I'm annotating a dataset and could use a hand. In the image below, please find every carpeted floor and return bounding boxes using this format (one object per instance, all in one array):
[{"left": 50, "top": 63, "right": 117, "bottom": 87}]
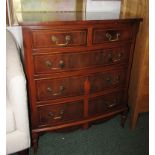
[{"left": 29, "top": 113, "right": 149, "bottom": 155}]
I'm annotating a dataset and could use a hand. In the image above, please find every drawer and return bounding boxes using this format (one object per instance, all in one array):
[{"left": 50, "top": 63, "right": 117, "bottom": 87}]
[
  {"left": 33, "top": 46, "right": 130, "bottom": 75},
  {"left": 36, "top": 69, "right": 126, "bottom": 101},
  {"left": 36, "top": 76, "right": 85, "bottom": 101},
  {"left": 89, "top": 69, "right": 126, "bottom": 94},
  {"left": 89, "top": 91, "right": 124, "bottom": 116},
  {"left": 32, "top": 29, "right": 87, "bottom": 48},
  {"left": 38, "top": 101, "right": 84, "bottom": 126},
  {"left": 93, "top": 27, "right": 133, "bottom": 44}
]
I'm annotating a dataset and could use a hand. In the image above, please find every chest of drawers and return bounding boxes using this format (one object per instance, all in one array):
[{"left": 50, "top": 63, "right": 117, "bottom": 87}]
[{"left": 20, "top": 12, "right": 141, "bottom": 151}]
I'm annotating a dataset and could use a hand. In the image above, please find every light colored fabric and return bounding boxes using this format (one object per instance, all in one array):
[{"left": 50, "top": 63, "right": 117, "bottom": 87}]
[
  {"left": 6, "top": 30, "right": 30, "bottom": 154},
  {"left": 7, "top": 26, "right": 23, "bottom": 49},
  {"left": 7, "top": 26, "right": 24, "bottom": 59},
  {"left": 6, "top": 98, "right": 16, "bottom": 134},
  {"left": 6, "top": 131, "right": 30, "bottom": 155}
]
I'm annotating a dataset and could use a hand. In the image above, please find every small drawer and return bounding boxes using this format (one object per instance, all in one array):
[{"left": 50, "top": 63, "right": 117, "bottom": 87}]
[
  {"left": 32, "top": 29, "right": 87, "bottom": 48},
  {"left": 36, "top": 76, "right": 85, "bottom": 101},
  {"left": 38, "top": 101, "right": 84, "bottom": 126},
  {"left": 89, "top": 91, "right": 124, "bottom": 116},
  {"left": 33, "top": 46, "right": 130, "bottom": 75},
  {"left": 89, "top": 69, "right": 126, "bottom": 94},
  {"left": 93, "top": 27, "right": 133, "bottom": 44}
]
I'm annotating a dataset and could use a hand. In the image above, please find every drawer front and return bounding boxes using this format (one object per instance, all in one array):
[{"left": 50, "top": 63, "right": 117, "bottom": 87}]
[
  {"left": 32, "top": 29, "right": 87, "bottom": 48},
  {"left": 38, "top": 101, "right": 83, "bottom": 126},
  {"left": 93, "top": 27, "right": 133, "bottom": 44},
  {"left": 36, "top": 76, "right": 85, "bottom": 101},
  {"left": 89, "top": 69, "right": 126, "bottom": 94},
  {"left": 33, "top": 46, "right": 130, "bottom": 75},
  {"left": 36, "top": 69, "right": 126, "bottom": 101},
  {"left": 89, "top": 91, "right": 124, "bottom": 116}
]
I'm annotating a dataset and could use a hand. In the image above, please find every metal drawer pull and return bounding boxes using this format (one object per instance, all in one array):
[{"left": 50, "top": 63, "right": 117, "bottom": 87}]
[
  {"left": 115, "top": 75, "right": 120, "bottom": 83},
  {"left": 45, "top": 60, "right": 65, "bottom": 70},
  {"left": 53, "top": 116, "right": 62, "bottom": 120},
  {"left": 113, "top": 58, "right": 121, "bottom": 62},
  {"left": 48, "top": 112, "right": 54, "bottom": 117},
  {"left": 51, "top": 35, "right": 71, "bottom": 46},
  {"left": 45, "top": 60, "right": 64, "bottom": 70},
  {"left": 108, "top": 53, "right": 122, "bottom": 63},
  {"left": 106, "top": 103, "right": 117, "bottom": 108},
  {"left": 52, "top": 85, "right": 65, "bottom": 96},
  {"left": 106, "top": 33, "right": 120, "bottom": 42},
  {"left": 59, "top": 60, "right": 64, "bottom": 69},
  {"left": 47, "top": 86, "right": 52, "bottom": 92},
  {"left": 112, "top": 53, "right": 122, "bottom": 62},
  {"left": 106, "top": 76, "right": 112, "bottom": 84},
  {"left": 45, "top": 60, "right": 52, "bottom": 68},
  {"left": 47, "top": 86, "right": 65, "bottom": 96},
  {"left": 48, "top": 110, "right": 64, "bottom": 120},
  {"left": 105, "top": 99, "right": 117, "bottom": 108}
]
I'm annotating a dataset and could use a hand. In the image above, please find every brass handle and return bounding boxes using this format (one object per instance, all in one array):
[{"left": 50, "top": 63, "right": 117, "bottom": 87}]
[
  {"left": 106, "top": 103, "right": 117, "bottom": 108},
  {"left": 112, "top": 58, "right": 121, "bottom": 62},
  {"left": 48, "top": 112, "right": 54, "bottom": 117},
  {"left": 47, "top": 85, "right": 65, "bottom": 96},
  {"left": 112, "top": 53, "right": 122, "bottom": 62},
  {"left": 45, "top": 60, "right": 64, "bottom": 70},
  {"left": 108, "top": 53, "right": 122, "bottom": 63},
  {"left": 106, "top": 76, "right": 112, "bottom": 84},
  {"left": 59, "top": 60, "right": 64, "bottom": 69},
  {"left": 52, "top": 86, "right": 65, "bottom": 96},
  {"left": 45, "top": 60, "right": 65, "bottom": 70},
  {"left": 106, "top": 33, "right": 120, "bottom": 42},
  {"left": 115, "top": 75, "right": 120, "bottom": 83},
  {"left": 45, "top": 60, "right": 52, "bottom": 68},
  {"left": 47, "top": 86, "right": 52, "bottom": 92},
  {"left": 105, "top": 99, "right": 117, "bottom": 108},
  {"left": 53, "top": 110, "right": 64, "bottom": 120},
  {"left": 51, "top": 35, "right": 71, "bottom": 46},
  {"left": 48, "top": 110, "right": 64, "bottom": 120},
  {"left": 53, "top": 116, "right": 62, "bottom": 120}
]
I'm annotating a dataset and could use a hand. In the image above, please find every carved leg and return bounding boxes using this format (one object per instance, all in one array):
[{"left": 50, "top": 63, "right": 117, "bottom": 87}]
[
  {"left": 32, "top": 132, "right": 39, "bottom": 154},
  {"left": 120, "top": 110, "right": 128, "bottom": 128}
]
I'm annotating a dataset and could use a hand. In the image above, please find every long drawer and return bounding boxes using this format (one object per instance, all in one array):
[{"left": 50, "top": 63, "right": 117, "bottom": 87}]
[
  {"left": 35, "top": 69, "right": 126, "bottom": 101},
  {"left": 33, "top": 46, "right": 130, "bottom": 75}
]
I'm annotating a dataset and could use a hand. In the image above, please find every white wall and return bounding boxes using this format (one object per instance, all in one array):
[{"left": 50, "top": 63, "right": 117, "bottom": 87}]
[{"left": 86, "top": 0, "right": 121, "bottom": 13}]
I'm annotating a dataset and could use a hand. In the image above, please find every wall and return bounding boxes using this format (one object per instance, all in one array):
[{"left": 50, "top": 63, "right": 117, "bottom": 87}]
[
  {"left": 13, "top": 0, "right": 121, "bottom": 12},
  {"left": 86, "top": 0, "right": 121, "bottom": 13}
]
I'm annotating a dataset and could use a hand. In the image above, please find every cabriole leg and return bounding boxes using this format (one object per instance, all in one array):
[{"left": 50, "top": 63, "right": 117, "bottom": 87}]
[{"left": 32, "top": 132, "right": 39, "bottom": 154}]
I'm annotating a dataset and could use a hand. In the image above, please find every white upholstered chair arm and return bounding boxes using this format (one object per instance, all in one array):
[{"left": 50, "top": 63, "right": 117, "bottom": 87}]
[{"left": 6, "top": 30, "right": 30, "bottom": 135}]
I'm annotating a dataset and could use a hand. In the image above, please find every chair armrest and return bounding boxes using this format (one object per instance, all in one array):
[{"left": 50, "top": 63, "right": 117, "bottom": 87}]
[
  {"left": 6, "top": 30, "right": 30, "bottom": 135},
  {"left": 6, "top": 30, "right": 24, "bottom": 81}
]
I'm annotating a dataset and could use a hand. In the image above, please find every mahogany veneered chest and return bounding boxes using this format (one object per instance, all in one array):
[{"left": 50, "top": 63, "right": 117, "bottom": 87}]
[{"left": 19, "top": 12, "right": 141, "bottom": 151}]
